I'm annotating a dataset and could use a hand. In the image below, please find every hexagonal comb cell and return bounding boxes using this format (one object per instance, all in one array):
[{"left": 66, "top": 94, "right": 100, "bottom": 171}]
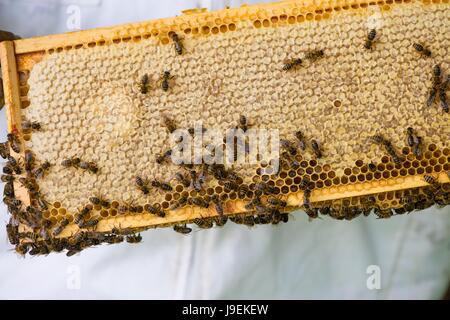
[{"left": 1, "top": 0, "right": 449, "bottom": 256}]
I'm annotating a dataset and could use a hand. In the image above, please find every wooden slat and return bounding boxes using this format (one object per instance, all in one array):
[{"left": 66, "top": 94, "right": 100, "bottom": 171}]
[
  {"left": 0, "top": 41, "right": 22, "bottom": 132},
  {"left": 0, "top": 41, "right": 31, "bottom": 212}
]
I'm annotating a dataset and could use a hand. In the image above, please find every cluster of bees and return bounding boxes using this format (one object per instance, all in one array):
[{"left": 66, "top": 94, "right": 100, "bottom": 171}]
[
  {"left": 427, "top": 64, "right": 449, "bottom": 113},
  {"left": 1, "top": 25, "right": 449, "bottom": 257},
  {"left": 362, "top": 29, "right": 448, "bottom": 113}
]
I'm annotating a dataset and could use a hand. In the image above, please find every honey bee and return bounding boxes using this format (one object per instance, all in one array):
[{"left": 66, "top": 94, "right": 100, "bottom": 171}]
[
  {"left": 282, "top": 58, "right": 302, "bottom": 71},
  {"left": 189, "top": 197, "right": 210, "bottom": 208},
  {"left": 35, "top": 194, "right": 50, "bottom": 211},
  {"left": 131, "top": 204, "right": 143, "bottom": 213},
  {"left": 66, "top": 248, "right": 82, "bottom": 257},
  {"left": 191, "top": 170, "right": 204, "bottom": 192},
  {"left": 138, "top": 74, "right": 150, "bottom": 94},
  {"left": 243, "top": 215, "right": 255, "bottom": 227},
  {"left": 126, "top": 234, "right": 143, "bottom": 243},
  {"left": 311, "top": 139, "right": 323, "bottom": 158},
  {"left": 89, "top": 195, "right": 110, "bottom": 208},
  {"left": 226, "top": 170, "right": 240, "bottom": 182},
  {"left": 74, "top": 205, "right": 92, "bottom": 227},
  {"left": 267, "top": 196, "right": 287, "bottom": 208},
  {"left": 162, "top": 114, "right": 177, "bottom": 133},
  {"left": 118, "top": 201, "right": 143, "bottom": 214},
  {"left": 224, "top": 181, "right": 239, "bottom": 192},
  {"left": 406, "top": 127, "right": 416, "bottom": 147},
  {"left": 170, "top": 195, "right": 188, "bottom": 210},
  {"left": 278, "top": 210, "right": 289, "bottom": 224},
  {"left": 135, "top": 176, "right": 150, "bottom": 195},
  {"left": 2, "top": 164, "right": 13, "bottom": 175},
  {"left": 347, "top": 207, "right": 363, "bottom": 220},
  {"left": 209, "top": 164, "right": 228, "bottom": 180},
  {"left": 105, "top": 235, "right": 125, "bottom": 244},
  {"left": 71, "top": 230, "right": 88, "bottom": 244},
  {"left": 15, "top": 244, "right": 29, "bottom": 256},
  {"left": 441, "top": 75, "right": 450, "bottom": 92},
  {"left": 280, "top": 139, "right": 297, "bottom": 156},
  {"left": 7, "top": 156, "right": 22, "bottom": 174},
  {"left": 439, "top": 86, "right": 448, "bottom": 113},
  {"left": 230, "top": 215, "right": 244, "bottom": 224},
  {"left": 319, "top": 205, "right": 331, "bottom": 216},
  {"left": 4, "top": 196, "right": 22, "bottom": 208},
  {"left": 238, "top": 115, "right": 249, "bottom": 132},
  {"left": 24, "top": 150, "right": 34, "bottom": 172},
  {"left": 151, "top": 179, "right": 173, "bottom": 192},
  {"left": 364, "top": 29, "right": 377, "bottom": 50},
  {"left": 432, "top": 64, "right": 441, "bottom": 87},
  {"left": 440, "top": 75, "right": 449, "bottom": 113},
  {"left": 80, "top": 218, "right": 100, "bottom": 229},
  {"left": 211, "top": 195, "right": 224, "bottom": 216},
  {"left": 238, "top": 184, "right": 250, "bottom": 198},
  {"left": 7, "top": 132, "right": 21, "bottom": 153},
  {"left": 0, "top": 142, "right": 10, "bottom": 159},
  {"left": 194, "top": 217, "right": 214, "bottom": 229},
  {"left": 6, "top": 223, "right": 19, "bottom": 245},
  {"left": 170, "top": 32, "right": 183, "bottom": 55},
  {"left": 423, "top": 175, "right": 440, "bottom": 187},
  {"left": 21, "top": 120, "right": 41, "bottom": 131},
  {"left": 19, "top": 177, "right": 38, "bottom": 193},
  {"left": 161, "top": 71, "right": 174, "bottom": 92},
  {"left": 156, "top": 149, "right": 172, "bottom": 164},
  {"left": 33, "top": 160, "right": 51, "bottom": 179},
  {"left": 304, "top": 49, "right": 324, "bottom": 61},
  {"left": 144, "top": 203, "right": 166, "bottom": 217},
  {"left": 19, "top": 231, "right": 39, "bottom": 242},
  {"left": 413, "top": 136, "right": 423, "bottom": 157},
  {"left": 175, "top": 172, "right": 191, "bottom": 188},
  {"left": 255, "top": 182, "right": 276, "bottom": 195},
  {"left": 87, "top": 162, "right": 99, "bottom": 174},
  {"left": 306, "top": 208, "right": 319, "bottom": 219},
  {"left": 303, "top": 189, "right": 312, "bottom": 209},
  {"left": 174, "top": 224, "right": 192, "bottom": 234},
  {"left": 29, "top": 244, "right": 49, "bottom": 256},
  {"left": 214, "top": 215, "right": 228, "bottom": 227},
  {"left": 52, "top": 218, "right": 70, "bottom": 236},
  {"left": 295, "top": 131, "right": 307, "bottom": 151},
  {"left": 413, "top": 43, "right": 431, "bottom": 57},
  {"left": 374, "top": 208, "right": 393, "bottom": 219},
  {"left": 77, "top": 160, "right": 98, "bottom": 174},
  {"left": 61, "top": 157, "right": 80, "bottom": 168},
  {"left": 117, "top": 203, "right": 129, "bottom": 215},
  {"left": 427, "top": 87, "right": 437, "bottom": 107},
  {"left": 299, "top": 177, "right": 310, "bottom": 190},
  {"left": 384, "top": 141, "right": 402, "bottom": 165},
  {"left": 1, "top": 174, "right": 14, "bottom": 182},
  {"left": 267, "top": 209, "right": 281, "bottom": 224},
  {"left": 258, "top": 214, "right": 272, "bottom": 224}
]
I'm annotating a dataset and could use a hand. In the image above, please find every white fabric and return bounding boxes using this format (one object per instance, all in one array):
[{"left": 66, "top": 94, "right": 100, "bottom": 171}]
[{"left": 0, "top": 0, "right": 449, "bottom": 299}]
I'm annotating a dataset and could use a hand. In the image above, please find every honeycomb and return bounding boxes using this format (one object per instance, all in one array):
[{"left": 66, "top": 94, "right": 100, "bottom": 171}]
[{"left": 1, "top": 0, "right": 449, "bottom": 256}]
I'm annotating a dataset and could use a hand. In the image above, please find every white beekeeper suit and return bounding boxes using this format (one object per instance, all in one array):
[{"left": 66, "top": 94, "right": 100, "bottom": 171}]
[{"left": 0, "top": 0, "right": 449, "bottom": 299}]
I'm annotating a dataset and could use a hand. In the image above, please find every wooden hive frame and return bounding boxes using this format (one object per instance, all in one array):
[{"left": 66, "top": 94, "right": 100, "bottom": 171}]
[{"left": 0, "top": 0, "right": 449, "bottom": 255}]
